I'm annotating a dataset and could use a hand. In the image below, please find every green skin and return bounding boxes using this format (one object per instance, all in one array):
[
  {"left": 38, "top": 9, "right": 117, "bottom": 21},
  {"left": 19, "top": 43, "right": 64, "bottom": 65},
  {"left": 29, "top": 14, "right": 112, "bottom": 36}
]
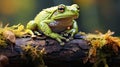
[{"left": 26, "top": 4, "right": 79, "bottom": 45}]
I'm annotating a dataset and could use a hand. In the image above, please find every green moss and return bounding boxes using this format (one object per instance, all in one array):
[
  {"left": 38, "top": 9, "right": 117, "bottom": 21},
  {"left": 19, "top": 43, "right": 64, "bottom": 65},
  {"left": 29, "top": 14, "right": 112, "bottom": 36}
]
[{"left": 0, "top": 34, "right": 7, "bottom": 47}]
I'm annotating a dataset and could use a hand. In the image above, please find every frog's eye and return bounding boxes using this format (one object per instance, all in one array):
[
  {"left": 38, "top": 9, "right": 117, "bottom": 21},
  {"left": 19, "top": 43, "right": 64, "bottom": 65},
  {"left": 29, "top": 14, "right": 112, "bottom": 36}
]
[
  {"left": 77, "top": 6, "right": 80, "bottom": 10},
  {"left": 58, "top": 4, "right": 65, "bottom": 13},
  {"left": 72, "top": 4, "right": 80, "bottom": 11}
]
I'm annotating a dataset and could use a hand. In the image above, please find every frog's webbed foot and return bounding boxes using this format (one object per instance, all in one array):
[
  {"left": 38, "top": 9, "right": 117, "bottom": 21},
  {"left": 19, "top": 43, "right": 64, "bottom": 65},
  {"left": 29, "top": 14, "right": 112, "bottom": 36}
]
[
  {"left": 61, "top": 33, "right": 73, "bottom": 42},
  {"left": 64, "top": 37, "right": 73, "bottom": 42},
  {"left": 66, "top": 29, "right": 76, "bottom": 37},
  {"left": 62, "top": 33, "right": 69, "bottom": 37},
  {"left": 54, "top": 34, "right": 67, "bottom": 45},
  {"left": 65, "top": 20, "right": 78, "bottom": 39},
  {"left": 69, "top": 36, "right": 74, "bottom": 40},
  {"left": 64, "top": 29, "right": 75, "bottom": 41},
  {"left": 25, "top": 29, "right": 38, "bottom": 39},
  {"left": 60, "top": 42, "right": 65, "bottom": 46},
  {"left": 34, "top": 31, "right": 42, "bottom": 36}
]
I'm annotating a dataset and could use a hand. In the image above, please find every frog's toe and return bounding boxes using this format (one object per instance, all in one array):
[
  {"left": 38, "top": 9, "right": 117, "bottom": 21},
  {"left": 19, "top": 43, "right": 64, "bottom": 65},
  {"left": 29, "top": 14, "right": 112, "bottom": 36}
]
[
  {"left": 65, "top": 37, "right": 73, "bottom": 42},
  {"left": 37, "top": 34, "right": 42, "bottom": 36},
  {"left": 60, "top": 42, "right": 65, "bottom": 46},
  {"left": 66, "top": 39, "right": 70, "bottom": 42},
  {"left": 63, "top": 33, "right": 69, "bottom": 37},
  {"left": 23, "top": 34, "right": 31, "bottom": 38},
  {"left": 31, "top": 35, "right": 36, "bottom": 38},
  {"left": 59, "top": 36, "right": 66, "bottom": 40}
]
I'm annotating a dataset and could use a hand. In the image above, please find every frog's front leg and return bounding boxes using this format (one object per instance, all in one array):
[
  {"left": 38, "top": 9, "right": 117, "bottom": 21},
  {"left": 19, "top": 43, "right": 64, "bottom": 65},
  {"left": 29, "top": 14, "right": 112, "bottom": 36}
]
[
  {"left": 66, "top": 20, "right": 78, "bottom": 38},
  {"left": 26, "top": 20, "right": 37, "bottom": 37},
  {"left": 38, "top": 20, "right": 66, "bottom": 45}
]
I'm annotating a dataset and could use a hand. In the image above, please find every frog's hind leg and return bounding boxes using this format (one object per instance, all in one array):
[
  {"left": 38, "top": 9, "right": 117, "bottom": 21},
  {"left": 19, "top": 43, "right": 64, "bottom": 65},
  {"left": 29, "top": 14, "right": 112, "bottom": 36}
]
[
  {"left": 26, "top": 20, "right": 37, "bottom": 37},
  {"left": 38, "top": 21, "right": 66, "bottom": 45}
]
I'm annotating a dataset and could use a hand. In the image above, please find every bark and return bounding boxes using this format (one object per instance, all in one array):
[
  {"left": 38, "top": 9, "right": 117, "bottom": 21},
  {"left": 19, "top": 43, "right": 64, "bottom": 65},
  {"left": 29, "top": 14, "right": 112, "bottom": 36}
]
[{"left": 0, "top": 35, "right": 120, "bottom": 67}]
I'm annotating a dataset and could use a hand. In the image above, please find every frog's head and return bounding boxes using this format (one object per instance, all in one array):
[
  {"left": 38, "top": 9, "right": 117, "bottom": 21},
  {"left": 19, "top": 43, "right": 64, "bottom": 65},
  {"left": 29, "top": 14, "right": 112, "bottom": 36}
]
[{"left": 51, "top": 4, "right": 80, "bottom": 20}]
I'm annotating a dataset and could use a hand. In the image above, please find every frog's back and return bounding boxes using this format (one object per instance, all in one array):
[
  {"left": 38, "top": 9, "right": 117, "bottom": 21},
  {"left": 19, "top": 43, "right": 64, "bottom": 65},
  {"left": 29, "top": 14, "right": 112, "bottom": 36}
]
[
  {"left": 34, "top": 11, "right": 50, "bottom": 23},
  {"left": 34, "top": 6, "right": 57, "bottom": 23}
]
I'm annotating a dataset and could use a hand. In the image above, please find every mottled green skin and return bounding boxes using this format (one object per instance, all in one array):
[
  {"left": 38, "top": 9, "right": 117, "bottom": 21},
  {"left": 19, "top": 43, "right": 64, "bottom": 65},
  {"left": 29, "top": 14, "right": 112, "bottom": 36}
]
[{"left": 26, "top": 4, "right": 79, "bottom": 45}]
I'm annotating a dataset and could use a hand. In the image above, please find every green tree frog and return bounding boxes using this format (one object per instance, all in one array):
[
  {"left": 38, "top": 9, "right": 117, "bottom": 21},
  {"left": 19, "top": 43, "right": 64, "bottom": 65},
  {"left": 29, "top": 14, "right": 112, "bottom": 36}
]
[{"left": 26, "top": 4, "right": 80, "bottom": 45}]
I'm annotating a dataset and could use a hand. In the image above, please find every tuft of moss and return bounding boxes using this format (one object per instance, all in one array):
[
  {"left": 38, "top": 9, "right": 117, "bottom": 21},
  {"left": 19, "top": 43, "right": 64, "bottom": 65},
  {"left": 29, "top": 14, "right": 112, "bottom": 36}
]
[
  {"left": 0, "top": 34, "right": 7, "bottom": 47},
  {"left": 21, "top": 44, "right": 47, "bottom": 67},
  {"left": 80, "top": 30, "right": 120, "bottom": 67}
]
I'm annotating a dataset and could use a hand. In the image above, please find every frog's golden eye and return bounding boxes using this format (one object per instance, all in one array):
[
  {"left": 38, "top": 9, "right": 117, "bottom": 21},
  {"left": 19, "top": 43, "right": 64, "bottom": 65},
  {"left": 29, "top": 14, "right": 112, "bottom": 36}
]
[{"left": 58, "top": 4, "right": 65, "bottom": 13}]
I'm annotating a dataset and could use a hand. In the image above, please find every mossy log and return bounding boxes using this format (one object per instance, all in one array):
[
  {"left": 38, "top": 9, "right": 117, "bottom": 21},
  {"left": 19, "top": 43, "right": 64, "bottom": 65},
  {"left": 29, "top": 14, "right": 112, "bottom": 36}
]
[{"left": 0, "top": 35, "right": 120, "bottom": 67}]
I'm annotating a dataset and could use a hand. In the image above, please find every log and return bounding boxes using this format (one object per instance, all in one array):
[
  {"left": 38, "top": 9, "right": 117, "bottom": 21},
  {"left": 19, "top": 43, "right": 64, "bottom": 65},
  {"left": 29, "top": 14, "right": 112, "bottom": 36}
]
[{"left": 0, "top": 34, "right": 120, "bottom": 67}]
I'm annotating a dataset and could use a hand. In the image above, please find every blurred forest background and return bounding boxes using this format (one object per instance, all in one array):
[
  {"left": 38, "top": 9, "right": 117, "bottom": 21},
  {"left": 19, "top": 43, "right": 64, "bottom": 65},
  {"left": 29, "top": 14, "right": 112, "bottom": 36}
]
[{"left": 0, "top": 0, "right": 120, "bottom": 35}]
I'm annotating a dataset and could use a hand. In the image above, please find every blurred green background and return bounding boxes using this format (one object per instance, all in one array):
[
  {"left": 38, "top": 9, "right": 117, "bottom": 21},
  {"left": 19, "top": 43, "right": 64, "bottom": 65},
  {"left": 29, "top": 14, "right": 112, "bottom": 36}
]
[{"left": 0, "top": 0, "right": 120, "bottom": 35}]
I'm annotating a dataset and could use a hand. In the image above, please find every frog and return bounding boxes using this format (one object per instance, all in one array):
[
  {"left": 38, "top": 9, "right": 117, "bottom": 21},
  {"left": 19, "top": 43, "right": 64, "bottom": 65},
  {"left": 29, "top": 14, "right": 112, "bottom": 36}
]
[{"left": 26, "top": 4, "right": 80, "bottom": 45}]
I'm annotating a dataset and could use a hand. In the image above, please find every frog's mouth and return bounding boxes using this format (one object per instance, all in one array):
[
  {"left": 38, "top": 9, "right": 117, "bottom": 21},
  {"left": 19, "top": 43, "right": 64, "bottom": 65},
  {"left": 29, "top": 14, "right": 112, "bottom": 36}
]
[
  {"left": 54, "top": 15, "right": 78, "bottom": 20},
  {"left": 73, "top": 15, "right": 78, "bottom": 19}
]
